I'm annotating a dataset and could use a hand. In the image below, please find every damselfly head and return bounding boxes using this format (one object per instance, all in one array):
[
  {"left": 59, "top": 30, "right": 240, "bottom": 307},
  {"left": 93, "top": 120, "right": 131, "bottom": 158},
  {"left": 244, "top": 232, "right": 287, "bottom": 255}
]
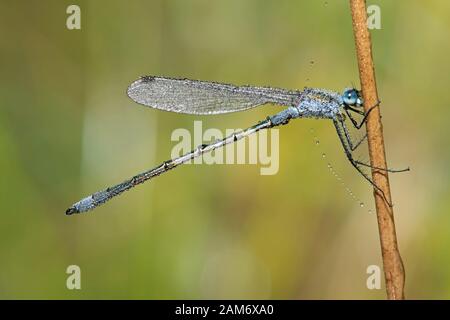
[{"left": 342, "top": 88, "right": 363, "bottom": 107}]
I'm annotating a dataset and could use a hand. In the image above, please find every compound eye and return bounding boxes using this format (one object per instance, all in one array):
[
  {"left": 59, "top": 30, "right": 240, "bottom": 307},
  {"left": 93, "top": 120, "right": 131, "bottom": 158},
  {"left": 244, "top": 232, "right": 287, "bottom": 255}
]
[{"left": 343, "top": 89, "right": 358, "bottom": 106}]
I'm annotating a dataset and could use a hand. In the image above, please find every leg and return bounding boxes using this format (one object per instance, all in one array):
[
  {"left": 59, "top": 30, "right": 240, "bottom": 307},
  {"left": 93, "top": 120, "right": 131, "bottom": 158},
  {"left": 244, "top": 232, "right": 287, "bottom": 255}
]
[
  {"left": 344, "top": 106, "right": 363, "bottom": 128},
  {"left": 333, "top": 119, "right": 393, "bottom": 207},
  {"left": 352, "top": 134, "right": 367, "bottom": 151},
  {"left": 340, "top": 119, "right": 367, "bottom": 152},
  {"left": 354, "top": 160, "right": 409, "bottom": 173},
  {"left": 345, "top": 100, "right": 381, "bottom": 129},
  {"left": 341, "top": 112, "right": 410, "bottom": 173}
]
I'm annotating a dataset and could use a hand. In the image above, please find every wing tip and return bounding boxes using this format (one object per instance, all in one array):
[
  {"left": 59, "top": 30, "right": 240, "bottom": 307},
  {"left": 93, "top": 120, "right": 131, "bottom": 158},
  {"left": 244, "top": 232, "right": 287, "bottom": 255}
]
[{"left": 126, "top": 75, "right": 156, "bottom": 99}]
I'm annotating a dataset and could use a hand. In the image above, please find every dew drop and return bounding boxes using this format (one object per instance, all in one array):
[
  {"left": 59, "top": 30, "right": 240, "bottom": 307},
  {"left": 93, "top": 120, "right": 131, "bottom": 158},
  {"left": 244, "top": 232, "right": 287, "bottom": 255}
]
[{"left": 312, "top": 129, "right": 368, "bottom": 213}]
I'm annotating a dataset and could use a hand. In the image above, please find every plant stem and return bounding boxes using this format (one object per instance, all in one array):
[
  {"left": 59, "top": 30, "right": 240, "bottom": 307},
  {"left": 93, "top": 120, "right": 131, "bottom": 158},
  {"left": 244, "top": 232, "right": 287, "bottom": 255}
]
[{"left": 349, "top": 0, "right": 405, "bottom": 299}]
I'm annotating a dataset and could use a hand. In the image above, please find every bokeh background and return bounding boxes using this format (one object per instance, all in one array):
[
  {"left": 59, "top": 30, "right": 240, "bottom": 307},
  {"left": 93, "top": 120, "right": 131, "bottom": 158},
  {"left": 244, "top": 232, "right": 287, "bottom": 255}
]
[{"left": 0, "top": 0, "right": 449, "bottom": 299}]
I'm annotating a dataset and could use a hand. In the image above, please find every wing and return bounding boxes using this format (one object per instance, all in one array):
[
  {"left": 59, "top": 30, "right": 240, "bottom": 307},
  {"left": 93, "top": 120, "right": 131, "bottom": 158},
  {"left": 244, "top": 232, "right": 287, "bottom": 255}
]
[{"left": 127, "top": 76, "right": 301, "bottom": 115}]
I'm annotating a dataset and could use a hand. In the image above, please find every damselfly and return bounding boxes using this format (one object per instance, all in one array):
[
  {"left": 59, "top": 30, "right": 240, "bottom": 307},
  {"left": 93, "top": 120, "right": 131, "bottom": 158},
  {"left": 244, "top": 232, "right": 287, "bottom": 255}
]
[{"left": 66, "top": 76, "right": 407, "bottom": 215}]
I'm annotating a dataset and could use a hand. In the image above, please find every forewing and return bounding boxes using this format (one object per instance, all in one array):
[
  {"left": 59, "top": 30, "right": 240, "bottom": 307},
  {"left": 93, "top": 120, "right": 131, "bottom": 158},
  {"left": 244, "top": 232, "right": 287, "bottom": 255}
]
[{"left": 127, "top": 76, "right": 300, "bottom": 115}]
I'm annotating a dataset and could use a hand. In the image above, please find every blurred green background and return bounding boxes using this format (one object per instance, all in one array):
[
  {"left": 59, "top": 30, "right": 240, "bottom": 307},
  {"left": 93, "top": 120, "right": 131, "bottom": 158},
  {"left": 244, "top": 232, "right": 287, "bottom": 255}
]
[{"left": 0, "top": 0, "right": 449, "bottom": 299}]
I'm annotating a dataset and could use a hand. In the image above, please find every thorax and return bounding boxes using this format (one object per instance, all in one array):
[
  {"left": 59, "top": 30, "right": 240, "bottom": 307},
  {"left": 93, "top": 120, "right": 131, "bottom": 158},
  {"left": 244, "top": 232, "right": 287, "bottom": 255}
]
[{"left": 296, "top": 88, "right": 342, "bottom": 119}]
